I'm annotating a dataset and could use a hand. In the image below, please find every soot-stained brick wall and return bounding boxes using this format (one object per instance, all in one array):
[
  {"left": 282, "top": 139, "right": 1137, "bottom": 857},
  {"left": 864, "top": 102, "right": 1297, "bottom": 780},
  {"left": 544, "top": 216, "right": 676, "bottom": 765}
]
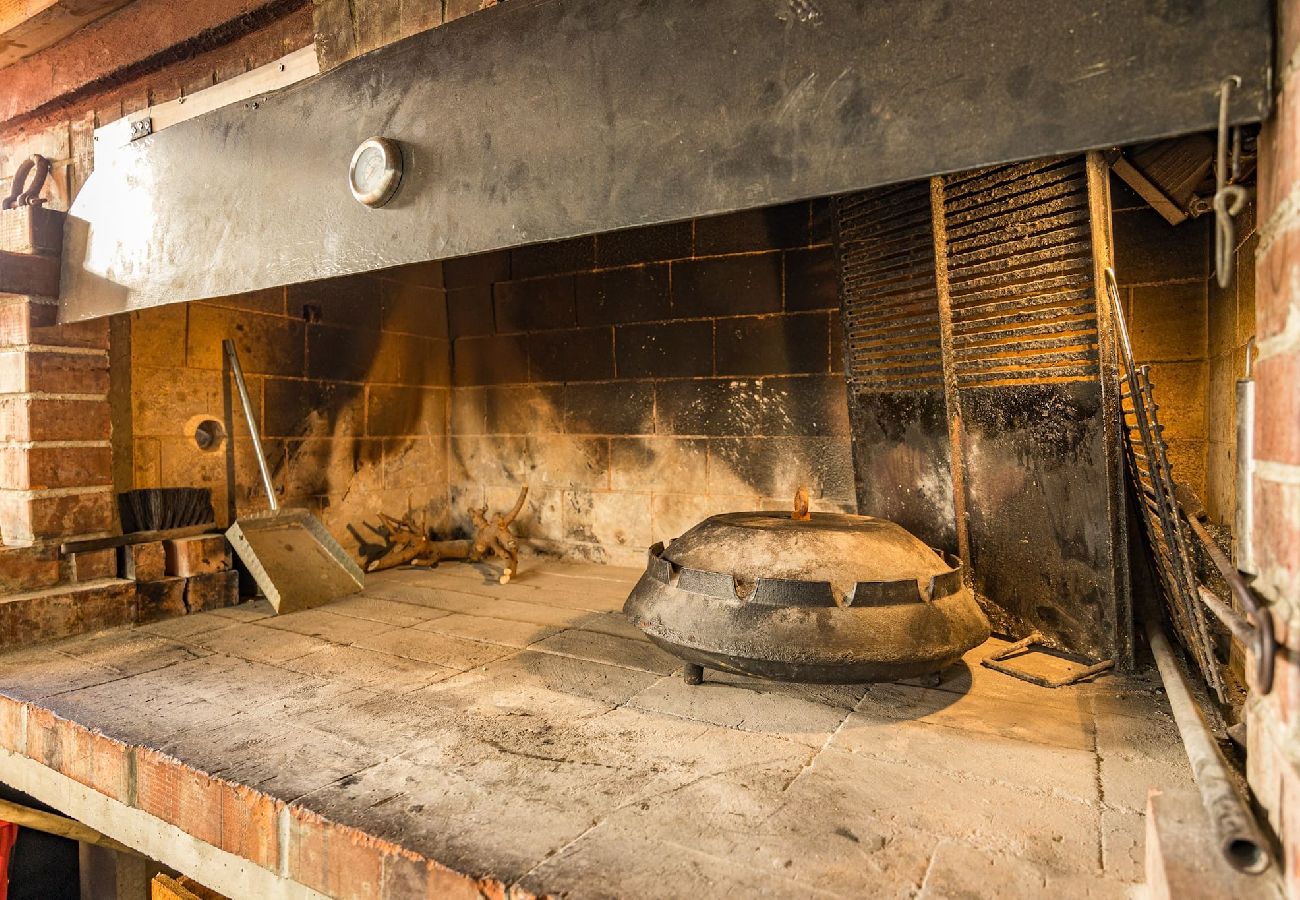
[
  {"left": 448, "top": 201, "right": 854, "bottom": 567},
  {"left": 122, "top": 263, "right": 451, "bottom": 563},
  {"left": 122, "top": 201, "right": 853, "bottom": 568}
]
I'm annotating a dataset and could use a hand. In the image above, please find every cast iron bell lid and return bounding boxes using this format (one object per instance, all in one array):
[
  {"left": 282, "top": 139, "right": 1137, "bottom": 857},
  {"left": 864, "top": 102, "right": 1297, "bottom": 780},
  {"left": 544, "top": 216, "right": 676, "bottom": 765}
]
[
  {"left": 624, "top": 493, "right": 990, "bottom": 683},
  {"left": 662, "top": 510, "right": 955, "bottom": 606}
]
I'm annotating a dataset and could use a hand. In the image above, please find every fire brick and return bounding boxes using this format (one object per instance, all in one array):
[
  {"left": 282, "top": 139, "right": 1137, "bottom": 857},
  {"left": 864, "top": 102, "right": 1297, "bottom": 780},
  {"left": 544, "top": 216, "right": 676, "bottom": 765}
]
[
  {"left": 163, "top": 535, "right": 231, "bottom": 577},
  {"left": 185, "top": 570, "right": 239, "bottom": 613},
  {"left": 0, "top": 490, "right": 114, "bottom": 543},
  {"left": 0, "top": 396, "right": 110, "bottom": 442},
  {"left": 136, "top": 576, "right": 187, "bottom": 624},
  {"left": 0, "top": 444, "right": 112, "bottom": 491},
  {"left": 576, "top": 264, "right": 672, "bottom": 327},
  {"left": 615, "top": 320, "right": 713, "bottom": 379},
  {"left": 671, "top": 254, "right": 783, "bottom": 318},
  {"left": 68, "top": 548, "right": 116, "bottom": 582},
  {"left": 0, "top": 349, "right": 109, "bottom": 395},
  {"left": 0, "top": 546, "right": 61, "bottom": 592},
  {"left": 121, "top": 541, "right": 166, "bottom": 582}
]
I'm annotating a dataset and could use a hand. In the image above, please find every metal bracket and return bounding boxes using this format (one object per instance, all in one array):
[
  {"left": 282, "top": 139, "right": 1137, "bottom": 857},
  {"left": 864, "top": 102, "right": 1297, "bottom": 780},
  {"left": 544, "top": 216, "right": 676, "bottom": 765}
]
[{"left": 128, "top": 117, "right": 153, "bottom": 141}]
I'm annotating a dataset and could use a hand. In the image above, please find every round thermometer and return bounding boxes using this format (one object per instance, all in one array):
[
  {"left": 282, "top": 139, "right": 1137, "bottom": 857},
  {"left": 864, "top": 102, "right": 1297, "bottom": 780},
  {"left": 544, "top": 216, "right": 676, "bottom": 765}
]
[{"left": 348, "top": 136, "right": 403, "bottom": 208}]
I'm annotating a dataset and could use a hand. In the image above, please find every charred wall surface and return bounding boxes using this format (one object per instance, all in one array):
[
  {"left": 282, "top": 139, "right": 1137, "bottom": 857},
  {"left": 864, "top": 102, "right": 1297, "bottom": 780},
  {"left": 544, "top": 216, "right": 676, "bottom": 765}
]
[
  {"left": 446, "top": 202, "right": 853, "bottom": 567},
  {"left": 121, "top": 203, "right": 853, "bottom": 567},
  {"left": 122, "top": 264, "right": 451, "bottom": 563}
]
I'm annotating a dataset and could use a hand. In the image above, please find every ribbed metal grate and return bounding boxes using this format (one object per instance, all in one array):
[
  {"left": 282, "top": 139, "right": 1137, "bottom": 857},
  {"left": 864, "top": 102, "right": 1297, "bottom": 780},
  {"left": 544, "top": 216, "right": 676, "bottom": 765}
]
[
  {"left": 835, "top": 182, "right": 943, "bottom": 392},
  {"left": 942, "top": 157, "right": 1099, "bottom": 389}
]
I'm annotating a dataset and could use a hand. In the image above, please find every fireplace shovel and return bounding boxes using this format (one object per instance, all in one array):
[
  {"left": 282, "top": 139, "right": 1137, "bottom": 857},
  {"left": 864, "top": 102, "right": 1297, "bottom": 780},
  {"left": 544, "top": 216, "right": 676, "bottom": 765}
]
[{"left": 222, "top": 340, "right": 364, "bottom": 614}]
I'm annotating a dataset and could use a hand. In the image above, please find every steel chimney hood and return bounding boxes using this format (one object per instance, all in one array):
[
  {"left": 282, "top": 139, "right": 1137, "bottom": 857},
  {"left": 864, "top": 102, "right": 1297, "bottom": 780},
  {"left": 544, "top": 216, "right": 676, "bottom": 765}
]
[{"left": 59, "top": 0, "right": 1272, "bottom": 321}]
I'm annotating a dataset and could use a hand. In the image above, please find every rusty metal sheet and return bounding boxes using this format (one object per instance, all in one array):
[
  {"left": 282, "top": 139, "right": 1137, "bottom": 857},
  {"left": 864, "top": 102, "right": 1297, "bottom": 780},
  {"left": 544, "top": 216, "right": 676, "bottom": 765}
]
[{"left": 60, "top": 0, "right": 1271, "bottom": 320}]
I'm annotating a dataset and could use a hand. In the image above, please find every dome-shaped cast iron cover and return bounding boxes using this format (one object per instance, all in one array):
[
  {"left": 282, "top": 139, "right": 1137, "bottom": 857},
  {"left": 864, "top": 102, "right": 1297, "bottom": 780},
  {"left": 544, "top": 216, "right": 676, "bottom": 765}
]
[{"left": 624, "top": 511, "right": 990, "bottom": 683}]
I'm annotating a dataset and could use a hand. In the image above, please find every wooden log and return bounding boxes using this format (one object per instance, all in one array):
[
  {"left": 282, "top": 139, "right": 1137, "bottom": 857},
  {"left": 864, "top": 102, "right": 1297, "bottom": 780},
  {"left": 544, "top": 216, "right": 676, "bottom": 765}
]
[{"left": 0, "top": 796, "right": 140, "bottom": 856}]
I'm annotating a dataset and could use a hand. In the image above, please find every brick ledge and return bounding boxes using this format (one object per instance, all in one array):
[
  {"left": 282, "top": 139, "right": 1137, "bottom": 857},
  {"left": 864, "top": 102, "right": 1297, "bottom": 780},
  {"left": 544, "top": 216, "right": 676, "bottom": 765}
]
[{"left": 0, "top": 696, "right": 526, "bottom": 900}]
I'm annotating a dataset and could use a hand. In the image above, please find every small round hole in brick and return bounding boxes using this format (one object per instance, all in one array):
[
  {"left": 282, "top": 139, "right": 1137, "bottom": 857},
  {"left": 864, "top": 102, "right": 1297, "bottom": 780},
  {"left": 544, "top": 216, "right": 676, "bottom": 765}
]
[{"left": 192, "top": 418, "right": 226, "bottom": 452}]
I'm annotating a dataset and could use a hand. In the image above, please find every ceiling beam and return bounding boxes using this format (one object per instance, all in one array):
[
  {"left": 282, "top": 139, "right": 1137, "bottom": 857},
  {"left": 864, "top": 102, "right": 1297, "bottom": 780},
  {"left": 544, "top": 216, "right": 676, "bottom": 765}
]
[{"left": 0, "top": 0, "right": 135, "bottom": 69}]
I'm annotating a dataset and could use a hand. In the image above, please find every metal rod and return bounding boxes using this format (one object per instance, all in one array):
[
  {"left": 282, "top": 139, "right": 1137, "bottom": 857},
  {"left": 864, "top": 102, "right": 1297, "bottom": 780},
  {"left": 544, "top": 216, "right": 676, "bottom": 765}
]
[
  {"left": 223, "top": 340, "right": 277, "bottom": 511},
  {"left": 1177, "top": 486, "right": 1276, "bottom": 693},
  {"left": 1145, "top": 619, "right": 1271, "bottom": 874}
]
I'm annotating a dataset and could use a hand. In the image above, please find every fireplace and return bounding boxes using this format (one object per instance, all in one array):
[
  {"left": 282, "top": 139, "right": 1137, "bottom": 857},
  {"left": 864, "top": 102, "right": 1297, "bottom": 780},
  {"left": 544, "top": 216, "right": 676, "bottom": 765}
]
[{"left": 0, "top": 0, "right": 1293, "bottom": 897}]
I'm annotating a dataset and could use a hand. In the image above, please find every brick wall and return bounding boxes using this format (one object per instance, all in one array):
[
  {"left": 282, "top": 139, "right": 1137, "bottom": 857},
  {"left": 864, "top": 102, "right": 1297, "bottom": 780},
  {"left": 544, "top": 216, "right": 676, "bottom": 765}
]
[
  {"left": 446, "top": 201, "right": 852, "bottom": 567},
  {"left": 124, "top": 264, "right": 451, "bottom": 562},
  {"left": 1246, "top": 0, "right": 1300, "bottom": 889}
]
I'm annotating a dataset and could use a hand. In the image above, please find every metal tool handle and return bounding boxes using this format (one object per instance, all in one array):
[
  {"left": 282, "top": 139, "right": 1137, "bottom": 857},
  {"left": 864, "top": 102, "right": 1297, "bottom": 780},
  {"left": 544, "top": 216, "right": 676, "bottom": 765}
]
[{"left": 223, "top": 340, "right": 278, "bottom": 511}]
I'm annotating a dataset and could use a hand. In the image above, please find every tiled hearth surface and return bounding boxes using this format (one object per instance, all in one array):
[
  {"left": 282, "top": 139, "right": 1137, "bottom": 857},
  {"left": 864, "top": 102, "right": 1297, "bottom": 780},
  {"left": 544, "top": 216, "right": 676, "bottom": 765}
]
[{"left": 0, "top": 561, "right": 1190, "bottom": 898}]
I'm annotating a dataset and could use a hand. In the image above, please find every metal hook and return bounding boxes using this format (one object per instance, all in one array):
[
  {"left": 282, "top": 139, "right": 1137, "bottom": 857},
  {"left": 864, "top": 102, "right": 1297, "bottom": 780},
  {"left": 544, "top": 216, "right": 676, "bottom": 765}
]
[
  {"left": 1214, "top": 77, "right": 1248, "bottom": 289},
  {"left": 1, "top": 154, "right": 51, "bottom": 211}
]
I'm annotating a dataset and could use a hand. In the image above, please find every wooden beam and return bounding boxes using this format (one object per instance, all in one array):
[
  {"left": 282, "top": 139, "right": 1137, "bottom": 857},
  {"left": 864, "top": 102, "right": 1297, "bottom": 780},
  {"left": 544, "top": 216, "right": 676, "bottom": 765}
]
[
  {"left": 0, "top": 0, "right": 135, "bottom": 69},
  {"left": 0, "top": 248, "right": 60, "bottom": 297},
  {"left": 0, "top": 796, "right": 142, "bottom": 855}
]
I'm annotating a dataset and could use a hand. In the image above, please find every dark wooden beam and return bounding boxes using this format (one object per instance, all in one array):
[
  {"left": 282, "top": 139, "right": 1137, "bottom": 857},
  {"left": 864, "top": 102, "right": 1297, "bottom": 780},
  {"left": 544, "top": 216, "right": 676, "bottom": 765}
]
[{"left": 0, "top": 249, "right": 60, "bottom": 297}]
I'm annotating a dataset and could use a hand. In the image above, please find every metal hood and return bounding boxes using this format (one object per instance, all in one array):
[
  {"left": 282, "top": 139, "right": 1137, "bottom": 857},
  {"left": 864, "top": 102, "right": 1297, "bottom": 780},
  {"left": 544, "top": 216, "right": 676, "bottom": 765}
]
[{"left": 60, "top": 0, "right": 1273, "bottom": 321}]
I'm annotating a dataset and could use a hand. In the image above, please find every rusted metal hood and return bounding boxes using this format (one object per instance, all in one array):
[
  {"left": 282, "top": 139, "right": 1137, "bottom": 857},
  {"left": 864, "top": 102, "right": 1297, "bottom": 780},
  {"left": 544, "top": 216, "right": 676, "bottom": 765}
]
[{"left": 60, "top": 0, "right": 1272, "bottom": 321}]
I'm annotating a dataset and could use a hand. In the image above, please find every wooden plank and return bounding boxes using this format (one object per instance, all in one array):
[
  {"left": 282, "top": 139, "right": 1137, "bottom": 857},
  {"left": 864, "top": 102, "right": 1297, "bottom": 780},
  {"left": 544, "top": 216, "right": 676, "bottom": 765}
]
[
  {"left": 0, "top": 0, "right": 134, "bottom": 69},
  {"left": 60, "top": 524, "right": 220, "bottom": 556},
  {"left": 94, "top": 46, "right": 320, "bottom": 164},
  {"left": 0, "top": 248, "right": 59, "bottom": 297},
  {"left": 0, "top": 795, "right": 141, "bottom": 855}
]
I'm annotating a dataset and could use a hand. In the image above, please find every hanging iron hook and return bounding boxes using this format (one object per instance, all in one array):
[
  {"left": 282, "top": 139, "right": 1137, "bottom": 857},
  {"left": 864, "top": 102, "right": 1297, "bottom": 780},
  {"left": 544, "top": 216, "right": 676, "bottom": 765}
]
[{"left": 1215, "top": 77, "right": 1249, "bottom": 289}]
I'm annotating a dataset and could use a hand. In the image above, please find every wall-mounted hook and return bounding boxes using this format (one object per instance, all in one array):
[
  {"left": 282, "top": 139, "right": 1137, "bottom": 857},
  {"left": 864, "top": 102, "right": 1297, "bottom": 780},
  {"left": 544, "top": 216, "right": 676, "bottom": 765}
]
[{"left": 1214, "top": 77, "right": 1249, "bottom": 289}]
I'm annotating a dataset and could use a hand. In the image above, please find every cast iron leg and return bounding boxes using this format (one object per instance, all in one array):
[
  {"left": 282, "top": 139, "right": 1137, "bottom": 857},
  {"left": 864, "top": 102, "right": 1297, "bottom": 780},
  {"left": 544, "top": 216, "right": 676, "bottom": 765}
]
[{"left": 683, "top": 663, "right": 704, "bottom": 685}]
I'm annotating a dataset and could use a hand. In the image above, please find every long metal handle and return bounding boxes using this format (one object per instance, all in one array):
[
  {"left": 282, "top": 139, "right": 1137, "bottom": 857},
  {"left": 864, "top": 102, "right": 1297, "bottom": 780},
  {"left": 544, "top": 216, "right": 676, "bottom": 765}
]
[
  {"left": 223, "top": 339, "right": 277, "bottom": 511},
  {"left": 1146, "top": 619, "right": 1270, "bottom": 875}
]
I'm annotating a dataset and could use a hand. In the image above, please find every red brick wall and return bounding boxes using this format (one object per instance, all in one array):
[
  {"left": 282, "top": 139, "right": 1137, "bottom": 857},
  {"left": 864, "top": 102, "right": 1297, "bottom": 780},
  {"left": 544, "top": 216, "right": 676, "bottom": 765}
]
[{"left": 1246, "top": 0, "right": 1300, "bottom": 889}]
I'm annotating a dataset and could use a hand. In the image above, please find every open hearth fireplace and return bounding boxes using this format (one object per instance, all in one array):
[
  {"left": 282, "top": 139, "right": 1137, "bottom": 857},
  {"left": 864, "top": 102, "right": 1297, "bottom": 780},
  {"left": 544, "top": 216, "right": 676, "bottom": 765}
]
[{"left": 0, "top": 1, "right": 1295, "bottom": 898}]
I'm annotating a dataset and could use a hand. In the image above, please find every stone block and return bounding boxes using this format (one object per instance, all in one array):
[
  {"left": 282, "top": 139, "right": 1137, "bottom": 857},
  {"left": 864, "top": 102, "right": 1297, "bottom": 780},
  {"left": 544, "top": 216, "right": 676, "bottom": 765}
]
[
  {"left": 576, "top": 264, "right": 671, "bottom": 326},
  {"left": 366, "top": 386, "right": 447, "bottom": 437},
  {"left": 672, "top": 253, "right": 782, "bottom": 317},
  {"left": 528, "top": 327, "right": 614, "bottom": 382},
  {"left": 185, "top": 304, "right": 305, "bottom": 376},
  {"left": 494, "top": 275, "right": 576, "bottom": 332},
  {"left": 614, "top": 319, "right": 713, "bottom": 378},
  {"left": 446, "top": 285, "right": 494, "bottom": 338},
  {"left": 694, "top": 202, "right": 811, "bottom": 254},
  {"left": 561, "top": 490, "right": 653, "bottom": 554},
  {"left": 0, "top": 299, "right": 107, "bottom": 349},
  {"left": 136, "top": 576, "right": 187, "bottom": 624},
  {"left": 120, "top": 541, "right": 165, "bottom": 581},
  {"left": 510, "top": 236, "right": 594, "bottom": 279},
  {"left": 163, "top": 535, "right": 230, "bottom": 577},
  {"left": 0, "top": 348, "right": 108, "bottom": 394},
  {"left": 0, "top": 545, "right": 61, "bottom": 592},
  {"left": 715, "top": 312, "right": 831, "bottom": 376},
  {"left": 785, "top": 246, "right": 837, "bottom": 311},
  {"left": 452, "top": 334, "right": 529, "bottom": 385},
  {"left": 0, "top": 444, "right": 111, "bottom": 491},
  {"left": 483, "top": 384, "right": 564, "bottom": 435},
  {"left": 0, "top": 489, "right": 114, "bottom": 544},
  {"left": 563, "top": 381, "right": 654, "bottom": 435},
  {"left": 610, "top": 437, "right": 709, "bottom": 493},
  {"left": 380, "top": 281, "right": 447, "bottom": 338},
  {"left": 1129, "top": 282, "right": 1208, "bottom": 362},
  {"left": 0, "top": 396, "right": 110, "bottom": 442},
  {"left": 69, "top": 548, "right": 116, "bottom": 582},
  {"left": 185, "top": 570, "right": 240, "bottom": 613},
  {"left": 0, "top": 578, "right": 135, "bottom": 651}
]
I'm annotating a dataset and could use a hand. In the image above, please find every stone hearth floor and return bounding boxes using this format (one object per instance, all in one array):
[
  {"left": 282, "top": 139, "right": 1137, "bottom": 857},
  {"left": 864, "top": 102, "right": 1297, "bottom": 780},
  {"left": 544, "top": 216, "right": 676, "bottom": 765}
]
[{"left": 0, "top": 560, "right": 1192, "bottom": 898}]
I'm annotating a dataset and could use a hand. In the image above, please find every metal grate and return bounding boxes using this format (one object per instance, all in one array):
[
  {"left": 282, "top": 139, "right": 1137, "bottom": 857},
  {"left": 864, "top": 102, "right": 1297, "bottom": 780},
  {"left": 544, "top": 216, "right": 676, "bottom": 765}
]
[
  {"left": 942, "top": 157, "right": 1099, "bottom": 389},
  {"left": 835, "top": 182, "right": 943, "bottom": 392},
  {"left": 1105, "top": 271, "right": 1225, "bottom": 702}
]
